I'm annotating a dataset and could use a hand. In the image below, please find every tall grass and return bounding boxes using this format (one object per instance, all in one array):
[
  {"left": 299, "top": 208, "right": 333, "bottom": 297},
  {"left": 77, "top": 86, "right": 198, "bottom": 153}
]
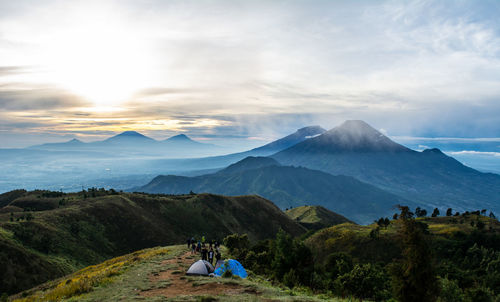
[{"left": 13, "top": 247, "right": 169, "bottom": 302}]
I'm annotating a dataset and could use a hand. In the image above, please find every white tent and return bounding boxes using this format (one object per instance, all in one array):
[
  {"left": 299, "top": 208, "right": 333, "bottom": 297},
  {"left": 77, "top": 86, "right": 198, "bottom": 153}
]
[{"left": 186, "top": 260, "right": 215, "bottom": 276}]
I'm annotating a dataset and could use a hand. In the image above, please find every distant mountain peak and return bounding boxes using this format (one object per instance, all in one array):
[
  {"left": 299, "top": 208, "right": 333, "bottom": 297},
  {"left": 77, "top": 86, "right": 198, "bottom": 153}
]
[
  {"left": 166, "top": 134, "right": 192, "bottom": 141},
  {"left": 276, "top": 120, "right": 410, "bottom": 154},
  {"left": 296, "top": 125, "right": 327, "bottom": 135},
  {"left": 422, "top": 148, "right": 445, "bottom": 155},
  {"left": 251, "top": 125, "right": 326, "bottom": 154},
  {"left": 118, "top": 131, "right": 145, "bottom": 137},
  {"left": 68, "top": 138, "right": 83, "bottom": 143},
  {"left": 106, "top": 131, "right": 154, "bottom": 142},
  {"left": 335, "top": 120, "right": 381, "bottom": 134}
]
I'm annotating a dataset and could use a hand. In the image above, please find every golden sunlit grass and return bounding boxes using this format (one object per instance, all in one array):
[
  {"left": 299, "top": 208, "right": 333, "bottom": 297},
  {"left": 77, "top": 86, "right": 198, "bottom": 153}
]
[{"left": 13, "top": 247, "right": 169, "bottom": 302}]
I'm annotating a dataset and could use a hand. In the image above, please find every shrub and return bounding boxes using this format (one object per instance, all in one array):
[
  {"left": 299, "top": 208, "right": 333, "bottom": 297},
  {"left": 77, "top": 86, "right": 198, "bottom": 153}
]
[
  {"left": 338, "top": 263, "right": 389, "bottom": 301},
  {"left": 223, "top": 234, "right": 249, "bottom": 259},
  {"left": 464, "top": 287, "right": 494, "bottom": 302},
  {"left": 437, "top": 277, "right": 463, "bottom": 302},
  {"left": 283, "top": 269, "right": 299, "bottom": 288}
]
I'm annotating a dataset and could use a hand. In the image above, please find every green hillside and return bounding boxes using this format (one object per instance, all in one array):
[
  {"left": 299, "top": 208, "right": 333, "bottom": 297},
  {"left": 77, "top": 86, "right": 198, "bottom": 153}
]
[
  {"left": 0, "top": 189, "right": 305, "bottom": 295},
  {"left": 285, "top": 206, "right": 353, "bottom": 230},
  {"left": 306, "top": 214, "right": 500, "bottom": 264},
  {"left": 221, "top": 210, "right": 500, "bottom": 301},
  {"left": 137, "top": 157, "right": 410, "bottom": 224}
]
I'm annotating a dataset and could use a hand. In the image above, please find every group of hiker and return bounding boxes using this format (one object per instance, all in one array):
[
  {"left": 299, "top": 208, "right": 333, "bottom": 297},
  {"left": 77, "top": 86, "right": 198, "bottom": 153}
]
[
  {"left": 187, "top": 236, "right": 222, "bottom": 265},
  {"left": 187, "top": 237, "right": 222, "bottom": 266}
]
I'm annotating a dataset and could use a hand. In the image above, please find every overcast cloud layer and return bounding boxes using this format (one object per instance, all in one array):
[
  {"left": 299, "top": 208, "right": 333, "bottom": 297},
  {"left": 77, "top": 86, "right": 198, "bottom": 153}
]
[{"left": 0, "top": 0, "right": 499, "bottom": 148}]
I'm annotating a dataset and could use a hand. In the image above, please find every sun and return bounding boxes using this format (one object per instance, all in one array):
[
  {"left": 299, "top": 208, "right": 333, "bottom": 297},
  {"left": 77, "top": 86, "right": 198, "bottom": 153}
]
[{"left": 40, "top": 5, "right": 157, "bottom": 107}]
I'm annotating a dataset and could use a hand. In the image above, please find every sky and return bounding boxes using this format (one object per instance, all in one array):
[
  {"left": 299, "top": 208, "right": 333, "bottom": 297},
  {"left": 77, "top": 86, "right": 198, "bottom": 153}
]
[{"left": 1, "top": 0, "right": 500, "bottom": 151}]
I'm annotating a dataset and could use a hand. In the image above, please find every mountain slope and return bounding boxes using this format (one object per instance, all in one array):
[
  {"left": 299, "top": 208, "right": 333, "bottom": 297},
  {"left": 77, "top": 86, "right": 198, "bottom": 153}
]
[
  {"left": 0, "top": 190, "right": 304, "bottom": 295},
  {"left": 249, "top": 126, "right": 326, "bottom": 154},
  {"left": 135, "top": 157, "right": 409, "bottom": 224},
  {"left": 286, "top": 205, "right": 353, "bottom": 230},
  {"left": 273, "top": 120, "right": 500, "bottom": 214},
  {"left": 10, "top": 245, "right": 332, "bottom": 302},
  {"left": 141, "top": 125, "right": 328, "bottom": 172},
  {"left": 217, "top": 156, "right": 280, "bottom": 174}
]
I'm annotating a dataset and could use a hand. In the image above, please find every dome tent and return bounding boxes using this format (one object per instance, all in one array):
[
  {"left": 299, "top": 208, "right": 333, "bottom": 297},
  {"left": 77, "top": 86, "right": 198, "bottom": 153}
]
[
  {"left": 186, "top": 260, "right": 215, "bottom": 276},
  {"left": 214, "top": 259, "right": 247, "bottom": 278}
]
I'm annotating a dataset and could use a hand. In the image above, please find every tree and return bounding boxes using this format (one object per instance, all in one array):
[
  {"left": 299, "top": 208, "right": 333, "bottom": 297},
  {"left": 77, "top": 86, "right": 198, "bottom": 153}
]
[
  {"left": 415, "top": 208, "right": 428, "bottom": 217},
  {"left": 393, "top": 213, "right": 399, "bottom": 220},
  {"left": 432, "top": 208, "right": 440, "bottom": 217},
  {"left": 224, "top": 234, "right": 250, "bottom": 260},
  {"left": 338, "top": 263, "right": 389, "bottom": 301},
  {"left": 391, "top": 206, "right": 439, "bottom": 302},
  {"left": 476, "top": 220, "right": 485, "bottom": 230},
  {"left": 446, "top": 208, "right": 453, "bottom": 216},
  {"left": 415, "top": 207, "right": 423, "bottom": 217},
  {"left": 271, "top": 229, "right": 313, "bottom": 286},
  {"left": 438, "top": 277, "right": 463, "bottom": 302},
  {"left": 489, "top": 212, "right": 496, "bottom": 220},
  {"left": 9, "top": 212, "right": 14, "bottom": 222},
  {"left": 325, "top": 252, "right": 353, "bottom": 280},
  {"left": 26, "top": 213, "right": 34, "bottom": 221},
  {"left": 370, "top": 227, "right": 380, "bottom": 239}
]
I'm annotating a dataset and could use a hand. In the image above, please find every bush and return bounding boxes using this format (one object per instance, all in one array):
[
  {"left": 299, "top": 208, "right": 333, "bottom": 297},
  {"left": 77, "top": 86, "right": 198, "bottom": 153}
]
[
  {"left": 283, "top": 269, "right": 299, "bottom": 288},
  {"left": 324, "top": 252, "right": 353, "bottom": 280},
  {"left": 338, "top": 263, "right": 389, "bottom": 300},
  {"left": 223, "top": 234, "right": 249, "bottom": 259},
  {"left": 438, "top": 277, "right": 463, "bottom": 302},
  {"left": 464, "top": 287, "right": 494, "bottom": 302}
]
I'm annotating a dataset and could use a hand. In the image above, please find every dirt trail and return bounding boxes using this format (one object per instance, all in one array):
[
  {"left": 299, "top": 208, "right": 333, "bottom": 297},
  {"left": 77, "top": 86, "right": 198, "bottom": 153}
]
[{"left": 140, "top": 250, "right": 256, "bottom": 299}]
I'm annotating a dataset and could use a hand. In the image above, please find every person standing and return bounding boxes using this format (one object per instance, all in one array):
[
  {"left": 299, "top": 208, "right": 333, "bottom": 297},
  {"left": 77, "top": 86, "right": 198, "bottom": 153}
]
[
  {"left": 197, "top": 241, "right": 201, "bottom": 253},
  {"left": 201, "top": 244, "right": 208, "bottom": 261},
  {"left": 191, "top": 242, "right": 196, "bottom": 255},
  {"left": 215, "top": 250, "right": 221, "bottom": 267},
  {"left": 208, "top": 247, "right": 215, "bottom": 265},
  {"left": 187, "top": 237, "right": 191, "bottom": 249}
]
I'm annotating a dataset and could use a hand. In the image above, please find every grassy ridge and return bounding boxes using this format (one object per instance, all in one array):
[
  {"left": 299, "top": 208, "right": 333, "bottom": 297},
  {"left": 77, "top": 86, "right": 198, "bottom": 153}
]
[
  {"left": 0, "top": 190, "right": 305, "bottom": 295},
  {"left": 11, "top": 245, "right": 343, "bottom": 302},
  {"left": 285, "top": 205, "right": 353, "bottom": 230},
  {"left": 306, "top": 214, "right": 500, "bottom": 264}
]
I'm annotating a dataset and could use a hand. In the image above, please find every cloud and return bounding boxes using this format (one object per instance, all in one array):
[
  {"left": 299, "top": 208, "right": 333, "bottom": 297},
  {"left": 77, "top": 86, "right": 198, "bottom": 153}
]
[
  {"left": 449, "top": 151, "right": 500, "bottom": 157},
  {"left": 0, "top": 0, "right": 500, "bottom": 147},
  {"left": 0, "top": 87, "right": 89, "bottom": 110}
]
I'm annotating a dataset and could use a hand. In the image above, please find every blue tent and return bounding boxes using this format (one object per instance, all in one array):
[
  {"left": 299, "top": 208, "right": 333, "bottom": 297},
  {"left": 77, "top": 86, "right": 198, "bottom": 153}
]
[{"left": 214, "top": 259, "right": 247, "bottom": 278}]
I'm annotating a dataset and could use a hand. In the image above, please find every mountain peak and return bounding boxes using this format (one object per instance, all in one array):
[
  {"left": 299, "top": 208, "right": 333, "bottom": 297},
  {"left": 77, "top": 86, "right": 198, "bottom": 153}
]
[
  {"left": 118, "top": 131, "right": 144, "bottom": 136},
  {"left": 338, "top": 120, "right": 373, "bottom": 130},
  {"left": 422, "top": 148, "right": 445, "bottom": 155},
  {"left": 67, "top": 138, "right": 83, "bottom": 144},
  {"left": 296, "top": 125, "right": 327, "bottom": 136},
  {"left": 106, "top": 131, "right": 154, "bottom": 142},
  {"left": 276, "top": 120, "right": 410, "bottom": 154},
  {"left": 251, "top": 125, "right": 326, "bottom": 154},
  {"left": 317, "top": 120, "right": 410, "bottom": 153},
  {"left": 166, "top": 134, "right": 192, "bottom": 141}
]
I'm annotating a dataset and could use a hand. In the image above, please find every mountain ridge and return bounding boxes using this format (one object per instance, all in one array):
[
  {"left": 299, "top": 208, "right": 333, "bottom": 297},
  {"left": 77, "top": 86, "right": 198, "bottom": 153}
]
[
  {"left": 134, "top": 156, "right": 410, "bottom": 224},
  {"left": 273, "top": 120, "right": 500, "bottom": 214}
]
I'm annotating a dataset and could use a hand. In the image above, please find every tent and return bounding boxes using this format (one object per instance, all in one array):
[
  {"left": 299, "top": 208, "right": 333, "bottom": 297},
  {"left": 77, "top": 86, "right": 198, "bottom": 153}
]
[
  {"left": 186, "top": 260, "right": 215, "bottom": 276},
  {"left": 214, "top": 259, "right": 247, "bottom": 278}
]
